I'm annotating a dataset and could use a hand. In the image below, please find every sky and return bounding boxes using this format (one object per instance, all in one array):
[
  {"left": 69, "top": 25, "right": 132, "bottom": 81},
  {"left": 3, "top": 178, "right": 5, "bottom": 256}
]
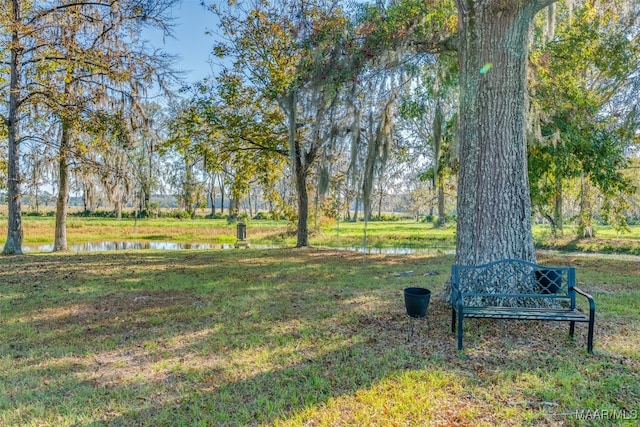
[{"left": 145, "top": 1, "right": 221, "bottom": 85}]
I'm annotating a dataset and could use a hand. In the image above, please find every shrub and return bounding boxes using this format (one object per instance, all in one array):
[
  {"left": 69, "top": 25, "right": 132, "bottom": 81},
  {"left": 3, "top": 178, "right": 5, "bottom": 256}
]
[
  {"left": 226, "top": 213, "right": 250, "bottom": 224},
  {"left": 253, "top": 212, "right": 269, "bottom": 220}
]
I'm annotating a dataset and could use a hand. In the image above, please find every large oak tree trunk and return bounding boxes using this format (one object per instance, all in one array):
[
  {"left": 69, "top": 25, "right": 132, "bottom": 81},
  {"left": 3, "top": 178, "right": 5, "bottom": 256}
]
[
  {"left": 455, "top": 0, "right": 553, "bottom": 265},
  {"left": 3, "top": 0, "right": 23, "bottom": 256}
]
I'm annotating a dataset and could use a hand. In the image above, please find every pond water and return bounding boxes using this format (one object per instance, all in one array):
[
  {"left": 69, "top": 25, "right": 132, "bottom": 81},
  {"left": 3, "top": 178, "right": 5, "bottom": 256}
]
[
  {"left": 13, "top": 241, "right": 454, "bottom": 255},
  {"left": 19, "top": 241, "right": 256, "bottom": 252}
]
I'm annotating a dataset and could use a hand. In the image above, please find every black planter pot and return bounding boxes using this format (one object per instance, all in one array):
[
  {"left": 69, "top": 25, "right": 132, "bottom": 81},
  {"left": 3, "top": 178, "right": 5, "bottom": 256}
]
[
  {"left": 404, "top": 287, "right": 431, "bottom": 318},
  {"left": 535, "top": 269, "right": 562, "bottom": 294}
]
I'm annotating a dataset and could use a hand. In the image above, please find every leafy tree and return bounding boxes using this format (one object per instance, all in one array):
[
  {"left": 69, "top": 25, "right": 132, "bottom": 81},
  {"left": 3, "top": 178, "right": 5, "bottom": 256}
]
[
  {"left": 400, "top": 53, "right": 458, "bottom": 227},
  {"left": 528, "top": 0, "right": 640, "bottom": 237},
  {"left": 129, "top": 103, "right": 166, "bottom": 218},
  {"left": 165, "top": 73, "right": 289, "bottom": 219},
  {"left": 210, "top": 0, "right": 362, "bottom": 246},
  {"left": 0, "top": 0, "right": 178, "bottom": 254},
  {"left": 83, "top": 111, "right": 138, "bottom": 219}
]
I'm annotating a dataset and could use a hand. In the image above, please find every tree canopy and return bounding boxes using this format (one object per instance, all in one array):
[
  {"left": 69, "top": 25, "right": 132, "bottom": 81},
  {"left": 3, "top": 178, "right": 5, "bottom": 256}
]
[{"left": 2, "top": 0, "right": 640, "bottom": 257}]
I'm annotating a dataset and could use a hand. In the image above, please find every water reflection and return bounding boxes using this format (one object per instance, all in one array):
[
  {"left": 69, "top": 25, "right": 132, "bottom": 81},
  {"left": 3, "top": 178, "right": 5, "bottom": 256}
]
[
  {"left": 22, "top": 241, "right": 238, "bottom": 253},
  {"left": 335, "top": 246, "right": 454, "bottom": 255},
  {"left": 15, "top": 241, "right": 453, "bottom": 255}
]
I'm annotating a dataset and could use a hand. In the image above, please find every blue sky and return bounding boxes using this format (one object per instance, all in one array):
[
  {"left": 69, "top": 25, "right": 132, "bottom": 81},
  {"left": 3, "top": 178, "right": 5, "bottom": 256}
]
[{"left": 146, "top": 1, "right": 220, "bottom": 84}]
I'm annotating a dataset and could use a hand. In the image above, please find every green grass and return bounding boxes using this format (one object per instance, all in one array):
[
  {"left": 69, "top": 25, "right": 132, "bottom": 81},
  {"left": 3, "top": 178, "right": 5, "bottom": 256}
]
[
  {"left": 320, "top": 220, "right": 457, "bottom": 250},
  {"left": 533, "top": 224, "right": 640, "bottom": 255},
  {"left": 0, "top": 216, "right": 293, "bottom": 247},
  {"left": 0, "top": 249, "right": 638, "bottom": 426},
  {"left": 5, "top": 216, "right": 640, "bottom": 255}
]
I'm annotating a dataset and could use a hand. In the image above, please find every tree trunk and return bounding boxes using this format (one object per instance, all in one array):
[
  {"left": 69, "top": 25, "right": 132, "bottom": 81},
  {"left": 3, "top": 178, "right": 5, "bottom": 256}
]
[
  {"left": 140, "top": 174, "right": 151, "bottom": 216},
  {"left": 83, "top": 184, "right": 89, "bottom": 212},
  {"left": 353, "top": 196, "right": 360, "bottom": 222},
  {"left": 577, "top": 173, "right": 594, "bottom": 238},
  {"left": 34, "top": 178, "right": 39, "bottom": 213},
  {"left": 228, "top": 197, "right": 240, "bottom": 216},
  {"left": 436, "top": 181, "right": 446, "bottom": 227},
  {"left": 209, "top": 187, "right": 215, "bottom": 217},
  {"left": 253, "top": 192, "right": 258, "bottom": 217},
  {"left": 433, "top": 100, "right": 445, "bottom": 227},
  {"left": 454, "top": 0, "right": 550, "bottom": 265},
  {"left": 115, "top": 189, "right": 123, "bottom": 219},
  {"left": 54, "top": 120, "right": 71, "bottom": 251},
  {"left": 553, "top": 178, "right": 563, "bottom": 236},
  {"left": 294, "top": 141, "right": 310, "bottom": 247},
  {"left": 184, "top": 160, "right": 194, "bottom": 218},
  {"left": 313, "top": 174, "right": 319, "bottom": 229},
  {"left": 282, "top": 90, "right": 311, "bottom": 247},
  {"left": 83, "top": 181, "right": 97, "bottom": 214},
  {"left": 3, "top": 0, "right": 23, "bottom": 256},
  {"left": 143, "top": 190, "right": 151, "bottom": 216},
  {"left": 143, "top": 142, "right": 153, "bottom": 216},
  {"left": 218, "top": 175, "right": 225, "bottom": 215}
]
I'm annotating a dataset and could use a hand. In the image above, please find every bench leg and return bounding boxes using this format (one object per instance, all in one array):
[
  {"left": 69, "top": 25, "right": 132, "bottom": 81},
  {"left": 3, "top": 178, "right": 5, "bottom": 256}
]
[
  {"left": 457, "top": 313, "right": 464, "bottom": 350},
  {"left": 451, "top": 307, "right": 456, "bottom": 333},
  {"left": 587, "top": 317, "right": 595, "bottom": 354},
  {"left": 569, "top": 321, "right": 575, "bottom": 337}
]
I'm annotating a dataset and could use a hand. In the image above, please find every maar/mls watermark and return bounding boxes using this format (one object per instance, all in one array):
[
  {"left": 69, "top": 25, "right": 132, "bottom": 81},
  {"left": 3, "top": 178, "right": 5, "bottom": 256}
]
[{"left": 552, "top": 409, "right": 638, "bottom": 421}]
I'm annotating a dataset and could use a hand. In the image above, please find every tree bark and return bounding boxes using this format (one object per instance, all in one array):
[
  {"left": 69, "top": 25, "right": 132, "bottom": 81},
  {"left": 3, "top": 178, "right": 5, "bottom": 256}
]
[
  {"left": 294, "top": 139, "right": 310, "bottom": 247},
  {"left": 455, "top": 0, "right": 550, "bottom": 265},
  {"left": 54, "top": 120, "right": 71, "bottom": 251},
  {"left": 3, "top": 0, "right": 23, "bottom": 256}
]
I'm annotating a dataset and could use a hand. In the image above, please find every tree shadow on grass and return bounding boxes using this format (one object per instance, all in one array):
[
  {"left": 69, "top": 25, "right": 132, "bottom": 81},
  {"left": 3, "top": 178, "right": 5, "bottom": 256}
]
[
  {"left": 0, "top": 250, "right": 448, "bottom": 424},
  {"left": 1, "top": 250, "right": 637, "bottom": 425},
  {"left": 2, "top": 300, "right": 457, "bottom": 425}
]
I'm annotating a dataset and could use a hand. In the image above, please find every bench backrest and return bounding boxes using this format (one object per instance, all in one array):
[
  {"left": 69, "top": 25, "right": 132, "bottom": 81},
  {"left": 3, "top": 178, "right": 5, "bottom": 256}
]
[{"left": 451, "top": 259, "right": 576, "bottom": 308}]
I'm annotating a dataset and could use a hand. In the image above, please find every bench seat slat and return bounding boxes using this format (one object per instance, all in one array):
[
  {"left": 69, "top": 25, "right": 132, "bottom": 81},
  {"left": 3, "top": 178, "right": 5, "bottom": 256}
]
[{"left": 458, "top": 306, "right": 590, "bottom": 322}]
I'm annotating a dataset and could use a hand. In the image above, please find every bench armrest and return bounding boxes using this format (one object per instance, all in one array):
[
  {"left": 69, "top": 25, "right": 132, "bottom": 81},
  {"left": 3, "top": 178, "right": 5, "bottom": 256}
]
[
  {"left": 573, "top": 287, "right": 595, "bottom": 315},
  {"left": 450, "top": 280, "right": 463, "bottom": 306}
]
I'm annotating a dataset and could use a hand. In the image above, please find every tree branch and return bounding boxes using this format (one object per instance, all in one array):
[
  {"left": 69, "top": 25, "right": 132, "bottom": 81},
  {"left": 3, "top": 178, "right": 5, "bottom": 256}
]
[
  {"left": 27, "top": 1, "right": 116, "bottom": 25},
  {"left": 236, "top": 134, "right": 288, "bottom": 156},
  {"left": 534, "top": 0, "right": 559, "bottom": 12}
]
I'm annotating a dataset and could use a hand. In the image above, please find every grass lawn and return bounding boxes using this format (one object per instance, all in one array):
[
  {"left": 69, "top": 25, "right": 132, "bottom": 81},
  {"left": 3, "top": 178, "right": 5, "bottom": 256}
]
[
  {"left": 5, "top": 215, "right": 640, "bottom": 254},
  {"left": 1, "top": 249, "right": 638, "bottom": 426}
]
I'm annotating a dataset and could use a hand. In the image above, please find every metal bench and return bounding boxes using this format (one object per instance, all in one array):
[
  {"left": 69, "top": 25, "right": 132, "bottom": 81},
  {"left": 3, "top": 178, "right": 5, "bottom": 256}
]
[{"left": 451, "top": 259, "right": 595, "bottom": 353}]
